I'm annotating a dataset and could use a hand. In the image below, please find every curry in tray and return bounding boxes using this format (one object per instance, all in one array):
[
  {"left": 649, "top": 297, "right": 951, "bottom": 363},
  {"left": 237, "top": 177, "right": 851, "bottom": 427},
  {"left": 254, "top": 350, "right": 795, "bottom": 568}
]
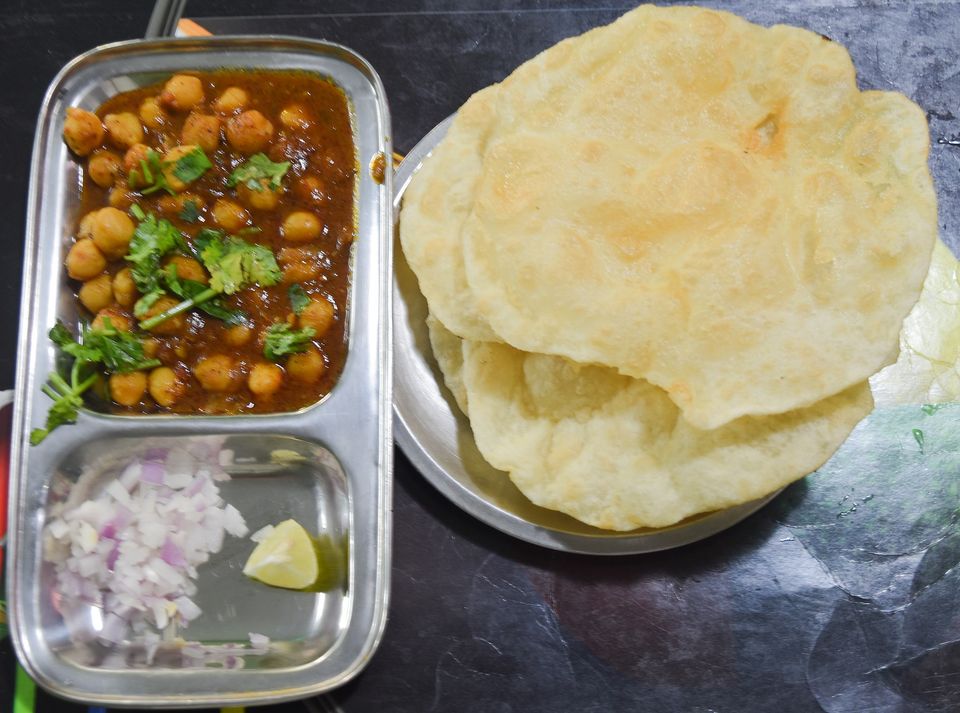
[{"left": 34, "top": 70, "right": 356, "bottom": 441}]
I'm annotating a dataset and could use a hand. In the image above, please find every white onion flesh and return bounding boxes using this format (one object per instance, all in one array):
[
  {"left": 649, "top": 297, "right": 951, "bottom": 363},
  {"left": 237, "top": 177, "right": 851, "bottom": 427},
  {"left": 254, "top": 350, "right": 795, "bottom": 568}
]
[{"left": 44, "top": 443, "right": 250, "bottom": 654}]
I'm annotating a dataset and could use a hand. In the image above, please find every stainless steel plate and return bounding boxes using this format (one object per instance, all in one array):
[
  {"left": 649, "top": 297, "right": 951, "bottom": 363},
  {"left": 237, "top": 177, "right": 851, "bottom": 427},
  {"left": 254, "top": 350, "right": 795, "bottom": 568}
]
[
  {"left": 393, "top": 116, "right": 781, "bottom": 555},
  {"left": 10, "top": 37, "right": 393, "bottom": 707}
]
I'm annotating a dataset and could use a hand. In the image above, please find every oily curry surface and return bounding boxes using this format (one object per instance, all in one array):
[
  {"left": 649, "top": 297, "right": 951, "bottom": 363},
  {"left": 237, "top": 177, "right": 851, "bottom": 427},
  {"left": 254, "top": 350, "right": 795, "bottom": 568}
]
[{"left": 61, "top": 70, "right": 356, "bottom": 416}]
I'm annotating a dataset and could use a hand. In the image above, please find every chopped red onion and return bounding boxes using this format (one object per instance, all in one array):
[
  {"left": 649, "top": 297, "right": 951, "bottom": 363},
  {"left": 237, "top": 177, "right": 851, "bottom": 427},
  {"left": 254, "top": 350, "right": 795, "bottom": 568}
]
[
  {"left": 160, "top": 537, "right": 187, "bottom": 568},
  {"left": 140, "top": 461, "right": 166, "bottom": 485},
  {"left": 248, "top": 632, "right": 270, "bottom": 649},
  {"left": 144, "top": 447, "right": 168, "bottom": 462},
  {"left": 43, "top": 443, "right": 247, "bottom": 657},
  {"left": 106, "top": 543, "right": 119, "bottom": 571}
]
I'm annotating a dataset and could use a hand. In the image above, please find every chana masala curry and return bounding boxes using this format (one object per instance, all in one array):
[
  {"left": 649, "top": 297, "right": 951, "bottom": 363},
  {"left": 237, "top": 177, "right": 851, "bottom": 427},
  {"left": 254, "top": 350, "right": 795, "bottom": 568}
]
[{"left": 33, "top": 71, "right": 356, "bottom": 442}]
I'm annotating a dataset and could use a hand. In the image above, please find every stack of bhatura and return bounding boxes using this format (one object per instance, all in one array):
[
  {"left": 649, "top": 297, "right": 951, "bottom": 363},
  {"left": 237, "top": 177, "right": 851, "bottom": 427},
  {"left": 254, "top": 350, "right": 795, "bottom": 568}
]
[{"left": 399, "top": 5, "right": 938, "bottom": 530}]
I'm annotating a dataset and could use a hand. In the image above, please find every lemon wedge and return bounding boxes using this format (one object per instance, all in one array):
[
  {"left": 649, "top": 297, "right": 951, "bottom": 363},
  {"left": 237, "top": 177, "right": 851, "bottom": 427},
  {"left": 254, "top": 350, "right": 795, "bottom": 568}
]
[
  {"left": 242, "top": 519, "right": 319, "bottom": 590},
  {"left": 242, "top": 519, "right": 345, "bottom": 591}
]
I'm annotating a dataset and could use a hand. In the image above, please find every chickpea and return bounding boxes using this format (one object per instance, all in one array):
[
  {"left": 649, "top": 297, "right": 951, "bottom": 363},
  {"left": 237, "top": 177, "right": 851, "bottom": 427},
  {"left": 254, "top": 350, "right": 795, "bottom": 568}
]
[
  {"left": 110, "top": 371, "right": 148, "bottom": 407},
  {"left": 279, "top": 104, "right": 311, "bottom": 130},
  {"left": 299, "top": 297, "right": 336, "bottom": 337},
  {"left": 278, "top": 247, "right": 320, "bottom": 283},
  {"left": 142, "top": 296, "right": 186, "bottom": 336},
  {"left": 160, "top": 75, "right": 204, "bottom": 112},
  {"left": 78, "top": 273, "right": 114, "bottom": 313},
  {"left": 66, "top": 238, "right": 107, "bottom": 280},
  {"left": 248, "top": 362, "right": 284, "bottom": 398},
  {"left": 224, "top": 324, "right": 253, "bottom": 347},
  {"left": 123, "top": 143, "right": 151, "bottom": 189},
  {"left": 90, "top": 206, "right": 134, "bottom": 259},
  {"left": 63, "top": 107, "right": 104, "bottom": 156},
  {"left": 148, "top": 367, "right": 184, "bottom": 407},
  {"left": 295, "top": 175, "right": 328, "bottom": 205},
  {"left": 287, "top": 347, "right": 325, "bottom": 384},
  {"left": 77, "top": 211, "right": 96, "bottom": 240},
  {"left": 214, "top": 87, "right": 248, "bottom": 114},
  {"left": 166, "top": 255, "right": 208, "bottom": 284},
  {"left": 193, "top": 355, "right": 240, "bottom": 392},
  {"left": 282, "top": 211, "right": 322, "bottom": 242},
  {"left": 123, "top": 143, "right": 150, "bottom": 173},
  {"left": 108, "top": 185, "right": 136, "bottom": 210},
  {"left": 212, "top": 198, "right": 250, "bottom": 232},
  {"left": 181, "top": 112, "right": 220, "bottom": 152},
  {"left": 142, "top": 337, "right": 160, "bottom": 359},
  {"left": 156, "top": 192, "right": 205, "bottom": 217},
  {"left": 92, "top": 307, "right": 133, "bottom": 332},
  {"left": 139, "top": 97, "right": 168, "bottom": 129},
  {"left": 87, "top": 150, "right": 121, "bottom": 188},
  {"left": 104, "top": 112, "right": 144, "bottom": 149},
  {"left": 237, "top": 180, "right": 281, "bottom": 211},
  {"left": 112, "top": 267, "right": 138, "bottom": 307},
  {"left": 161, "top": 145, "right": 202, "bottom": 192},
  {"left": 226, "top": 110, "right": 273, "bottom": 154}
]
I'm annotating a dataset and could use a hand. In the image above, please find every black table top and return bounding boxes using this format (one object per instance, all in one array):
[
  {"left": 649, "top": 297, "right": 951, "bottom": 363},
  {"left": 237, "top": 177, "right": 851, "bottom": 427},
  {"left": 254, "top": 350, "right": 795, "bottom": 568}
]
[{"left": 2, "top": 1, "right": 960, "bottom": 712}]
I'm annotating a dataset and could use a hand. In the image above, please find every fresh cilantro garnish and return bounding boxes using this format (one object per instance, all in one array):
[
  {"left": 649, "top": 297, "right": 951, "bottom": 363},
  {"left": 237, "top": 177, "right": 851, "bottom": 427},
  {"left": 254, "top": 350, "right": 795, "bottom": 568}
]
[
  {"left": 227, "top": 153, "right": 290, "bottom": 191},
  {"left": 172, "top": 147, "right": 212, "bottom": 184},
  {"left": 178, "top": 199, "right": 200, "bottom": 223},
  {"left": 200, "top": 233, "right": 281, "bottom": 295},
  {"left": 130, "top": 203, "right": 146, "bottom": 221},
  {"left": 31, "top": 320, "right": 160, "bottom": 445},
  {"left": 125, "top": 213, "right": 189, "bottom": 316},
  {"left": 140, "top": 232, "right": 280, "bottom": 330},
  {"left": 138, "top": 149, "right": 174, "bottom": 196},
  {"left": 164, "top": 264, "right": 247, "bottom": 325},
  {"left": 81, "top": 319, "right": 162, "bottom": 373},
  {"left": 288, "top": 284, "right": 310, "bottom": 315},
  {"left": 263, "top": 323, "right": 316, "bottom": 361},
  {"left": 30, "top": 365, "right": 92, "bottom": 445}
]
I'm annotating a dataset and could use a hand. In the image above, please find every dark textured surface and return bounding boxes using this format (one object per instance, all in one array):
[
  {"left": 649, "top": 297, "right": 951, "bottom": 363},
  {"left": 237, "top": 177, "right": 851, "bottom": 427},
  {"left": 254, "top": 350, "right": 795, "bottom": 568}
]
[{"left": 3, "top": 1, "right": 960, "bottom": 711}]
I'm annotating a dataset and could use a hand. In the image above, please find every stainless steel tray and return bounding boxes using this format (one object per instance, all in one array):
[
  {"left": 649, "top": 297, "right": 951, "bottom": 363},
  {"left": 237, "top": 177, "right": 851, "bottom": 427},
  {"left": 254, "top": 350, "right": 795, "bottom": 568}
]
[
  {"left": 9, "top": 37, "right": 393, "bottom": 707},
  {"left": 393, "top": 116, "right": 780, "bottom": 555}
]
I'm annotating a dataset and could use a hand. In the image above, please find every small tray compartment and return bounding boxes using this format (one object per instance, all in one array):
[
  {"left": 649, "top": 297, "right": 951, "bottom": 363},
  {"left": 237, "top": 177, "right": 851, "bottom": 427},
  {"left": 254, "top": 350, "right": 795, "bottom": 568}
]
[{"left": 40, "top": 435, "right": 350, "bottom": 671}]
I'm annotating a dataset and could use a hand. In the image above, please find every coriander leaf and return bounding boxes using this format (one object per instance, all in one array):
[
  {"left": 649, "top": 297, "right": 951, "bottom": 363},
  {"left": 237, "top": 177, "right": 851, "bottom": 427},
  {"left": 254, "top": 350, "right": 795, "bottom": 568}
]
[
  {"left": 263, "top": 323, "right": 315, "bottom": 361},
  {"left": 139, "top": 149, "right": 174, "bottom": 196},
  {"left": 172, "top": 147, "right": 212, "bottom": 184},
  {"left": 921, "top": 404, "right": 944, "bottom": 416},
  {"left": 30, "top": 383, "right": 88, "bottom": 445},
  {"left": 126, "top": 213, "right": 186, "bottom": 296},
  {"left": 288, "top": 284, "right": 310, "bottom": 315},
  {"left": 227, "top": 153, "right": 290, "bottom": 191},
  {"left": 133, "top": 289, "right": 164, "bottom": 318},
  {"left": 130, "top": 204, "right": 146, "bottom": 221},
  {"left": 141, "top": 231, "right": 278, "bottom": 331},
  {"left": 242, "top": 241, "right": 282, "bottom": 286},
  {"left": 194, "top": 227, "right": 225, "bottom": 254},
  {"left": 178, "top": 199, "right": 200, "bottom": 223},
  {"left": 49, "top": 322, "right": 99, "bottom": 361},
  {"left": 83, "top": 319, "right": 160, "bottom": 373},
  {"left": 32, "top": 319, "right": 160, "bottom": 445},
  {"left": 49, "top": 322, "right": 76, "bottom": 348},
  {"left": 164, "top": 264, "right": 247, "bottom": 324},
  {"left": 200, "top": 234, "right": 281, "bottom": 295}
]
